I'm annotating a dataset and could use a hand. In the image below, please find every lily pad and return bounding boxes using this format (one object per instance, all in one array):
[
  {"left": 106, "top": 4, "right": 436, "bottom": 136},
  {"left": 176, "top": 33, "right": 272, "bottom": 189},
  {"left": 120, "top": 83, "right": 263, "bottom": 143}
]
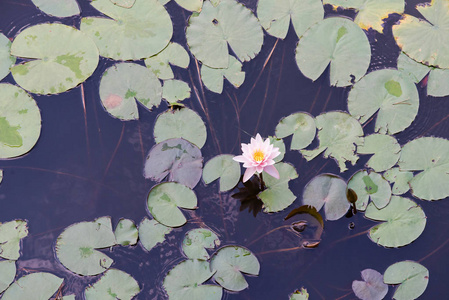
[
  {"left": 162, "top": 80, "right": 191, "bottom": 105},
  {"left": 80, "top": 0, "right": 172, "bottom": 60},
  {"left": 383, "top": 167, "right": 413, "bottom": 195},
  {"left": 0, "top": 260, "right": 15, "bottom": 293},
  {"left": 153, "top": 108, "right": 207, "bottom": 149},
  {"left": 182, "top": 228, "right": 220, "bottom": 260},
  {"left": 210, "top": 246, "right": 260, "bottom": 292},
  {"left": 146, "top": 182, "right": 198, "bottom": 227},
  {"left": 144, "top": 42, "right": 190, "bottom": 80},
  {"left": 275, "top": 112, "right": 316, "bottom": 150},
  {"left": 143, "top": 138, "right": 203, "bottom": 189},
  {"left": 357, "top": 134, "right": 401, "bottom": 172},
  {"left": 352, "top": 268, "right": 388, "bottom": 300},
  {"left": 258, "top": 162, "right": 299, "bottom": 213},
  {"left": 201, "top": 56, "right": 245, "bottom": 94},
  {"left": 398, "top": 137, "right": 449, "bottom": 200},
  {"left": 426, "top": 67, "right": 449, "bottom": 97},
  {"left": 383, "top": 261, "right": 429, "bottom": 300},
  {"left": 11, "top": 23, "right": 99, "bottom": 94},
  {"left": 175, "top": 0, "right": 203, "bottom": 12},
  {"left": 114, "top": 218, "right": 138, "bottom": 246},
  {"left": 397, "top": 52, "right": 429, "bottom": 84},
  {"left": 0, "top": 219, "right": 28, "bottom": 260},
  {"left": 31, "top": 0, "right": 80, "bottom": 17},
  {"left": 365, "top": 196, "right": 426, "bottom": 247},
  {"left": 186, "top": 0, "right": 263, "bottom": 68},
  {"left": 295, "top": 17, "right": 371, "bottom": 87},
  {"left": 1, "top": 272, "right": 62, "bottom": 300},
  {"left": 99, "top": 63, "right": 162, "bottom": 121},
  {"left": 138, "top": 217, "right": 172, "bottom": 252},
  {"left": 348, "top": 170, "right": 392, "bottom": 211},
  {"left": 110, "top": 0, "right": 136, "bottom": 8},
  {"left": 202, "top": 154, "right": 241, "bottom": 192},
  {"left": 290, "top": 288, "right": 309, "bottom": 300},
  {"left": 163, "top": 259, "right": 222, "bottom": 300},
  {"left": 55, "top": 216, "right": 117, "bottom": 276},
  {"left": 300, "top": 111, "right": 364, "bottom": 172},
  {"left": 0, "top": 84, "right": 42, "bottom": 159},
  {"left": 302, "top": 174, "right": 350, "bottom": 221},
  {"left": 85, "top": 269, "right": 140, "bottom": 300},
  {"left": 347, "top": 69, "right": 419, "bottom": 135},
  {"left": 0, "top": 33, "right": 15, "bottom": 82}
]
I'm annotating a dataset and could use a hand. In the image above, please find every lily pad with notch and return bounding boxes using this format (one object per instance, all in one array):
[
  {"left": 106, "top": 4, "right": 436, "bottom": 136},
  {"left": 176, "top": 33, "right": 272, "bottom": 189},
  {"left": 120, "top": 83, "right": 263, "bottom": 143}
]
[
  {"left": 0, "top": 219, "right": 28, "bottom": 260},
  {"left": 0, "top": 33, "right": 15, "bottom": 82},
  {"left": 383, "top": 260, "right": 429, "bottom": 300},
  {"left": 383, "top": 167, "right": 413, "bottom": 195},
  {"left": 138, "top": 217, "right": 172, "bottom": 252},
  {"left": 114, "top": 218, "right": 138, "bottom": 246},
  {"left": 201, "top": 56, "right": 245, "bottom": 94},
  {"left": 182, "top": 228, "right": 220, "bottom": 260},
  {"left": 357, "top": 134, "right": 401, "bottom": 172},
  {"left": 347, "top": 170, "right": 392, "bottom": 211},
  {"left": 1, "top": 272, "right": 63, "bottom": 300},
  {"left": 203, "top": 154, "right": 240, "bottom": 192},
  {"left": 352, "top": 268, "right": 388, "bottom": 300},
  {"left": 84, "top": 269, "right": 140, "bottom": 300},
  {"left": 144, "top": 42, "right": 190, "bottom": 80},
  {"left": 275, "top": 112, "right": 316, "bottom": 150},
  {"left": 162, "top": 79, "right": 191, "bottom": 106}
]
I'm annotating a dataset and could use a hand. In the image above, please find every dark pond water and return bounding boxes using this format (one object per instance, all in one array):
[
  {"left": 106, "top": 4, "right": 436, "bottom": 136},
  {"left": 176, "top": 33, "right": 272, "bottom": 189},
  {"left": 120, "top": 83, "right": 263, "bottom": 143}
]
[{"left": 1, "top": 0, "right": 449, "bottom": 299}]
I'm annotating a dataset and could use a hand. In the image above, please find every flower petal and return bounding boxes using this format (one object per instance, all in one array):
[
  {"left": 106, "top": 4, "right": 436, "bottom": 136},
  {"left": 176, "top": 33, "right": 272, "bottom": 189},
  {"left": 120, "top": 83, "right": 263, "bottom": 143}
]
[
  {"left": 255, "top": 133, "right": 263, "bottom": 144},
  {"left": 264, "top": 164, "right": 280, "bottom": 179},
  {"left": 243, "top": 167, "right": 257, "bottom": 182},
  {"left": 233, "top": 155, "right": 248, "bottom": 163},
  {"left": 256, "top": 165, "right": 264, "bottom": 173}
]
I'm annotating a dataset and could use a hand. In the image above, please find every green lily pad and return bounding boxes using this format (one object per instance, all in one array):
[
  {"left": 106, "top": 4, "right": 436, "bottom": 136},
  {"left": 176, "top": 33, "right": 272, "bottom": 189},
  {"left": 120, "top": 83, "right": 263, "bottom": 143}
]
[
  {"left": 163, "top": 259, "right": 223, "bottom": 300},
  {"left": 426, "top": 67, "right": 449, "bottom": 97},
  {"left": 0, "top": 220, "right": 28, "bottom": 260},
  {"left": 110, "top": 0, "right": 136, "bottom": 8},
  {"left": 348, "top": 170, "right": 391, "bottom": 211},
  {"left": 257, "top": 0, "right": 324, "bottom": 39},
  {"left": 186, "top": 0, "right": 263, "bottom": 68},
  {"left": 357, "top": 134, "right": 401, "bottom": 172},
  {"left": 144, "top": 42, "right": 190, "bottom": 80},
  {"left": 347, "top": 69, "right": 419, "bottom": 135},
  {"left": 162, "top": 80, "right": 191, "bottom": 105},
  {"left": 99, "top": 62, "right": 162, "bottom": 121},
  {"left": 62, "top": 295, "right": 76, "bottom": 300},
  {"left": 85, "top": 269, "right": 140, "bottom": 300},
  {"left": 397, "top": 52, "right": 430, "bottom": 84},
  {"left": 201, "top": 56, "right": 245, "bottom": 94},
  {"left": 290, "top": 288, "right": 309, "bottom": 300},
  {"left": 153, "top": 107, "right": 207, "bottom": 149},
  {"left": 275, "top": 112, "right": 316, "bottom": 150},
  {"left": 202, "top": 154, "right": 241, "bottom": 192},
  {"left": 383, "top": 167, "right": 413, "bottom": 195},
  {"left": 11, "top": 23, "right": 99, "bottom": 95},
  {"left": 300, "top": 111, "right": 364, "bottom": 172},
  {"left": 295, "top": 17, "right": 371, "bottom": 87},
  {"left": 146, "top": 182, "right": 198, "bottom": 227},
  {"left": 114, "top": 218, "right": 138, "bottom": 246},
  {"left": 383, "top": 261, "right": 429, "bottom": 300},
  {"left": 138, "top": 217, "right": 172, "bottom": 252},
  {"left": 302, "top": 174, "right": 350, "bottom": 221},
  {"left": 80, "top": 0, "right": 172, "bottom": 60},
  {"left": 175, "top": 0, "right": 203, "bottom": 12},
  {"left": 268, "top": 136, "right": 286, "bottom": 163},
  {"left": 144, "top": 138, "right": 203, "bottom": 189},
  {"left": 55, "top": 216, "right": 117, "bottom": 276},
  {"left": 182, "top": 228, "right": 220, "bottom": 260},
  {"left": 398, "top": 137, "right": 449, "bottom": 200},
  {"left": 365, "top": 196, "right": 426, "bottom": 247},
  {"left": 31, "top": 0, "right": 80, "bottom": 17},
  {"left": 1, "top": 272, "right": 63, "bottom": 300},
  {"left": 0, "top": 260, "right": 15, "bottom": 293},
  {"left": 0, "top": 33, "right": 15, "bottom": 82},
  {"left": 352, "top": 268, "right": 388, "bottom": 300}
]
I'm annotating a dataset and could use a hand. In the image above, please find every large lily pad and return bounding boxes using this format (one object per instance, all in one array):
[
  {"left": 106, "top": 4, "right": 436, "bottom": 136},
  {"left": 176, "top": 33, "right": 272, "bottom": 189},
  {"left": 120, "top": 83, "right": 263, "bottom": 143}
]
[
  {"left": 365, "top": 196, "right": 426, "bottom": 247},
  {"left": 295, "top": 17, "right": 371, "bottom": 87},
  {"left": 0, "top": 260, "right": 15, "bottom": 293},
  {"left": 0, "top": 84, "right": 41, "bottom": 159},
  {"left": 210, "top": 246, "right": 260, "bottom": 292},
  {"left": 383, "top": 261, "right": 429, "bottom": 300},
  {"left": 138, "top": 217, "right": 172, "bottom": 252},
  {"left": 1, "top": 272, "right": 62, "bottom": 300},
  {"left": 352, "top": 268, "right": 388, "bottom": 300},
  {"left": 80, "top": 0, "right": 172, "bottom": 60},
  {"left": 31, "top": 0, "right": 80, "bottom": 17},
  {"left": 300, "top": 111, "right": 364, "bottom": 172},
  {"left": 0, "top": 220, "right": 28, "bottom": 260},
  {"left": 347, "top": 170, "right": 392, "bottom": 211},
  {"left": 383, "top": 167, "right": 413, "bottom": 195},
  {"left": 146, "top": 182, "right": 198, "bottom": 227},
  {"left": 144, "top": 138, "right": 203, "bottom": 189},
  {"left": 114, "top": 218, "right": 138, "bottom": 246},
  {"left": 202, "top": 154, "right": 241, "bottom": 192},
  {"left": 275, "top": 112, "right": 316, "bottom": 150},
  {"left": 55, "top": 216, "right": 117, "bottom": 276},
  {"left": 182, "top": 228, "right": 220, "bottom": 260},
  {"left": 357, "top": 134, "right": 401, "bottom": 172},
  {"left": 186, "top": 0, "right": 263, "bottom": 68},
  {"left": 99, "top": 63, "right": 162, "bottom": 121},
  {"left": 85, "top": 269, "right": 140, "bottom": 300},
  {"left": 0, "top": 33, "right": 15, "bottom": 82},
  {"left": 11, "top": 23, "right": 99, "bottom": 95},
  {"left": 257, "top": 0, "right": 324, "bottom": 39},
  {"left": 347, "top": 69, "right": 419, "bottom": 135},
  {"left": 201, "top": 56, "right": 245, "bottom": 94},
  {"left": 144, "top": 42, "right": 190, "bottom": 80}
]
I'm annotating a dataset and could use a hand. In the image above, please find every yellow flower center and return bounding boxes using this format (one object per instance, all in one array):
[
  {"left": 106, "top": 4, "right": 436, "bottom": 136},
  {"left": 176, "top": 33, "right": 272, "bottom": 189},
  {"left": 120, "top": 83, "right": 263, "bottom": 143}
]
[{"left": 253, "top": 150, "right": 265, "bottom": 162}]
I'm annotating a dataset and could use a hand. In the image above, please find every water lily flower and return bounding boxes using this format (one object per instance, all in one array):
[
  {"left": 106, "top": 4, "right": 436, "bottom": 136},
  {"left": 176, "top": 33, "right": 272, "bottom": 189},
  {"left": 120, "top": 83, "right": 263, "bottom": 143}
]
[{"left": 233, "top": 134, "right": 281, "bottom": 182}]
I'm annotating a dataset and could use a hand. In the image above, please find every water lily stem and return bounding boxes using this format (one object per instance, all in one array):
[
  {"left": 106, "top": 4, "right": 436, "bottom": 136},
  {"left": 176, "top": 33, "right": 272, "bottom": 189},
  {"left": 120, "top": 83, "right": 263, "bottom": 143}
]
[{"left": 259, "top": 173, "right": 266, "bottom": 190}]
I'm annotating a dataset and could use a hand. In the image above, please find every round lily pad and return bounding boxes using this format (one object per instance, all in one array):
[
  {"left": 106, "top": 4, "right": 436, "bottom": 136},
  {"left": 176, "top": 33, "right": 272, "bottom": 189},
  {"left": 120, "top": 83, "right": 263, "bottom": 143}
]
[
  {"left": 1, "top": 272, "right": 63, "bottom": 300},
  {"left": 138, "top": 217, "right": 172, "bottom": 252},
  {"left": 144, "top": 42, "right": 190, "bottom": 80},
  {"left": 347, "top": 170, "right": 392, "bottom": 211},
  {"left": 0, "top": 219, "right": 28, "bottom": 260},
  {"left": 201, "top": 56, "right": 245, "bottom": 94},
  {"left": 202, "top": 154, "right": 241, "bottom": 192},
  {"left": 0, "top": 84, "right": 41, "bottom": 159},
  {"left": 162, "top": 79, "right": 191, "bottom": 105},
  {"left": 383, "top": 261, "right": 429, "bottom": 300},
  {"left": 0, "top": 260, "right": 15, "bottom": 294},
  {"left": 182, "top": 228, "right": 220, "bottom": 260},
  {"left": 85, "top": 269, "right": 140, "bottom": 300},
  {"left": 275, "top": 112, "right": 316, "bottom": 150},
  {"left": 352, "top": 268, "right": 388, "bottom": 300},
  {"left": 357, "top": 134, "right": 401, "bottom": 172},
  {"left": 383, "top": 167, "right": 413, "bottom": 195},
  {"left": 0, "top": 33, "right": 15, "bottom": 82},
  {"left": 31, "top": 0, "right": 80, "bottom": 17},
  {"left": 114, "top": 218, "right": 138, "bottom": 246},
  {"left": 10, "top": 23, "right": 99, "bottom": 95}
]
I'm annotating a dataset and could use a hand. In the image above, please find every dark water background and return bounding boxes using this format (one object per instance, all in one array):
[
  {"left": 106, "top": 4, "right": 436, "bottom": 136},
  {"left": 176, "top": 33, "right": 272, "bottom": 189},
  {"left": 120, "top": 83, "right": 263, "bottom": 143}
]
[{"left": 1, "top": 0, "right": 449, "bottom": 299}]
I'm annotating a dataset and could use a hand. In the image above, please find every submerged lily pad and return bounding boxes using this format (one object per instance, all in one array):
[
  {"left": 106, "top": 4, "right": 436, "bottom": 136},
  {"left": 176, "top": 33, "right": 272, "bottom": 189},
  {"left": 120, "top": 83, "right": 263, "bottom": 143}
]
[
  {"left": 144, "top": 42, "right": 190, "bottom": 80},
  {"left": 300, "top": 111, "right": 364, "bottom": 172},
  {"left": 365, "top": 196, "right": 426, "bottom": 247},
  {"left": 31, "top": 0, "right": 80, "bottom": 17},
  {"left": 352, "top": 268, "right": 388, "bottom": 300},
  {"left": 110, "top": 0, "right": 136, "bottom": 8},
  {"left": 144, "top": 138, "right": 203, "bottom": 189},
  {"left": 357, "top": 134, "right": 401, "bottom": 172},
  {"left": 81, "top": 0, "right": 172, "bottom": 60},
  {"left": 290, "top": 288, "right": 309, "bottom": 300},
  {"left": 85, "top": 269, "right": 140, "bottom": 300},
  {"left": 275, "top": 112, "right": 316, "bottom": 150},
  {"left": 11, "top": 23, "right": 99, "bottom": 94},
  {"left": 383, "top": 167, "right": 413, "bottom": 195},
  {"left": 295, "top": 17, "right": 371, "bottom": 87},
  {"left": 186, "top": 0, "right": 263, "bottom": 68},
  {"left": 383, "top": 261, "right": 429, "bottom": 300},
  {"left": 0, "top": 260, "right": 15, "bottom": 293},
  {"left": 182, "top": 228, "right": 220, "bottom": 260},
  {"left": 348, "top": 170, "right": 392, "bottom": 211},
  {"left": 162, "top": 80, "right": 191, "bottom": 105},
  {"left": 138, "top": 217, "right": 172, "bottom": 252},
  {"left": 210, "top": 246, "right": 260, "bottom": 292},
  {"left": 114, "top": 218, "right": 138, "bottom": 246},
  {"left": 55, "top": 216, "right": 116, "bottom": 276},
  {"left": 202, "top": 154, "right": 240, "bottom": 192},
  {"left": 0, "top": 220, "right": 28, "bottom": 260},
  {"left": 201, "top": 56, "right": 245, "bottom": 94},
  {"left": 0, "top": 33, "right": 15, "bottom": 82},
  {"left": 1, "top": 272, "right": 62, "bottom": 300},
  {"left": 0, "top": 84, "right": 41, "bottom": 159}
]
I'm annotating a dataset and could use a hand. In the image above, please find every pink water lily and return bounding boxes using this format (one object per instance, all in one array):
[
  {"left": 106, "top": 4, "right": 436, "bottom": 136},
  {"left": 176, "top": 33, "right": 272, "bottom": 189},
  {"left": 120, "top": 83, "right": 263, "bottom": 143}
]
[{"left": 233, "top": 134, "right": 281, "bottom": 182}]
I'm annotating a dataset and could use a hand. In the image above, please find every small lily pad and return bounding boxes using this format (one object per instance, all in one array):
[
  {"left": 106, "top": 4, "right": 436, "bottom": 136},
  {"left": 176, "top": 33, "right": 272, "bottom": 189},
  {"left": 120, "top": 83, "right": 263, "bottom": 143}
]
[
  {"left": 202, "top": 154, "right": 241, "bottom": 192},
  {"left": 162, "top": 80, "right": 191, "bottom": 105},
  {"left": 0, "top": 260, "right": 15, "bottom": 293},
  {"left": 275, "top": 112, "right": 316, "bottom": 150},
  {"left": 110, "top": 0, "right": 136, "bottom": 8},
  {"left": 31, "top": 0, "right": 80, "bottom": 17},
  {"left": 383, "top": 261, "right": 429, "bottom": 300},
  {"left": 114, "top": 218, "right": 138, "bottom": 246},
  {"left": 383, "top": 167, "right": 413, "bottom": 195},
  {"left": 347, "top": 170, "right": 392, "bottom": 211},
  {"left": 201, "top": 56, "right": 245, "bottom": 94},
  {"left": 352, "top": 268, "right": 388, "bottom": 300},
  {"left": 85, "top": 269, "right": 140, "bottom": 300},
  {"left": 290, "top": 287, "right": 309, "bottom": 300},
  {"left": 1, "top": 272, "right": 63, "bottom": 300},
  {"left": 182, "top": 228, "right": 220, "bottom": 260},
  {"left": 0, "top": 220, "right": 28, "bottom": 260},
  {"left": 144, "top": 42, "right": 190, "bottom": 80},
  {"left": 0, "top": 33, "right": 15, "bottom": 82},
  {"left": 357, "top": 134, "right": 401, "bottom": 172},
  {"left": 138, "top": 217, "right": 172, "bottom": 252}
]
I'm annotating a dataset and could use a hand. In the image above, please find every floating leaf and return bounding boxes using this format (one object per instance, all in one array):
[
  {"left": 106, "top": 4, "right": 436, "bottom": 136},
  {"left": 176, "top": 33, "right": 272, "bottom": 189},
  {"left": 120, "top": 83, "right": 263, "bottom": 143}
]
[
  {"left": 383, "top": 167, "right": 413, "bottom": 195},
  {"left": 290, "top": 287, "right": 309, "bottom": 300},
  {"left": 144, "top": 42, "right": 190, "bottom": 80},
  {"left": 210, "top": 246, "right": 260, "bottom": 292},
  {"left": 357, "top": 134, "right": 401, "bottom": 172},
  {"left": 162, "top": 80, "right": 191, "bottom": 105},
  {"left": 138, "top": 217, "right": 172, "bottom": 252},
  {"left": 348, "top": 170, "right": 392, "bottom": 211},
  {"left": 55, "top": 216, "right": 116, "bottom": 276},
  {"left": 348, "top": 69, "right": 419, "bottom": 135},
  {"left": 85, "top": 269, "right": 140, "bottom": 300},
  {"left": 426, "top": 67, "right": 449, "bottom": 97},
  {"left": 110, "top": 0, "right": 136, "bottom": 8},
  {"left": 397, "top": 52, "right": 429, "bottom": 84},
  {"left": 352, "top": 268, "right": 388, "bottom": 300},
  {"left": 202, "top": 154, "right": 240, "bottom": 192},
  {"left": 365, "top": 196, "right": 426, "bottom": 247},
  {"left": 295, "top": 17, "right": 370, "bottom": 87},
  {"left": 0, "top": 260, "right": 15, "bottom": 293},
  {"left": 175, "top": 0, "right": 203, "bottom": 12},
  {"left": 153, "top": 108, "right": 207, "bottom": 149},
  {"left": 383, "top": 261, "right": 429, "bottom": 300},
  {"left": 31, "top": 0, "right": 80, "bottom": 17},
  {"left": 163, "top": 259, "right": 222, "bottom": 300},
  {"left": 114, "top": 218, "right": 138, "bottom": 246},
  {"left": 182, "top": 228, "right": 220, "bottom": 260},
  {"left": 0, "top": 220, "right": 28, "bottom": 260},
  {"left": 0, "top": 33, "right": 15, "bottom": 82},
  {"left": 186, "top": 0, "right": 263, "bottom": 68},
  {"left": 144, "top": 138, "right": 203, "bottom": 189},
  {"left": 2, "top": 272, "right": 62, "bottom": 300},
  {"left": 11, "top": 23, "right": 99, "bottom": 94},
  {"left": 201, "top": 56, "right": 245, "bottom": 94},
  {"left": 81, "top": 0, "right": 172, "bottom": 60},
  {"left": 146, "top": 182, "right": 197, "bottom": 227},
  {"left": 275, "top": 112, "right": 316, "bottom": 150},
  {"left": 268, "top": 136, "right": 286, "bottom": 163},
  {"left": 300, "top": 111, "right": 364, "bottom": 172},
  {"left": 62, "top": 295, "right": 76, "bottom": 300}
]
